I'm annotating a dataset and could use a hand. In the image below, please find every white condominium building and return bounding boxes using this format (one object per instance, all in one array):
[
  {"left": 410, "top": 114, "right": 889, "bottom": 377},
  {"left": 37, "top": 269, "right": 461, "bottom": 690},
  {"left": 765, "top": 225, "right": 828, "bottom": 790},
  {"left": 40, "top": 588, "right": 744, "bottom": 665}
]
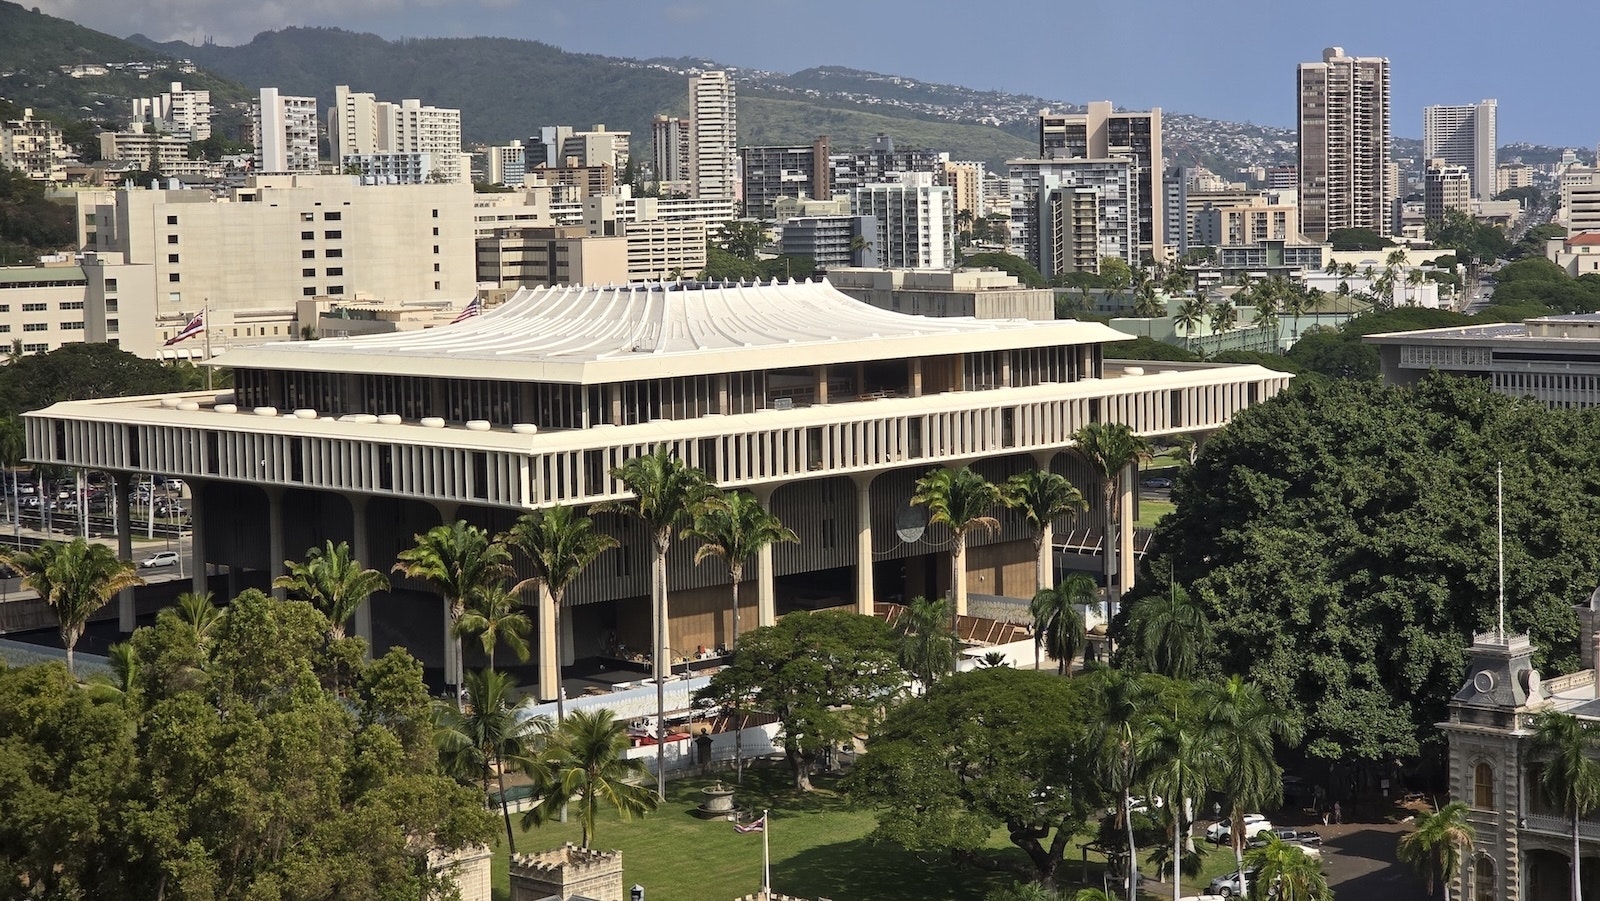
[
  {"left": 689, "top": 71, "right": 738, "bottom": 201},
  {"left": 254, "top": 88, "right": 320, "bottom": 174},
  {"left": 1008, "top": 157, "right": 1136, "bottom": 277},
  {"left": 330, "top": 87, "right": 465, "bottom": 184},
  {"left": 854, "top": 172, "right": 955, "bottom": 270},
  {"left": 24, "top": 279, "right": 1291, "bottom": 703},
  {"left": 1424, "top": 101, "right": 1497, "bottom": 202},
  {"left": 1297, "top": 47, "right": 1391, "bottom": 240},
  {"left": 131, "top": 82, "right": 212, "bottom": 142}
]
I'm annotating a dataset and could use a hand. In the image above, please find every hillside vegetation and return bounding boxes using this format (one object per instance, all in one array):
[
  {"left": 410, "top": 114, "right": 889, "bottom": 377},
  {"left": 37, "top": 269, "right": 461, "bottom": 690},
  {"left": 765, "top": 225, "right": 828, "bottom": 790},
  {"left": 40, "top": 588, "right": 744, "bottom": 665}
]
[{"left": 740, "top": 96, "right": 1035, "bottom": 163}]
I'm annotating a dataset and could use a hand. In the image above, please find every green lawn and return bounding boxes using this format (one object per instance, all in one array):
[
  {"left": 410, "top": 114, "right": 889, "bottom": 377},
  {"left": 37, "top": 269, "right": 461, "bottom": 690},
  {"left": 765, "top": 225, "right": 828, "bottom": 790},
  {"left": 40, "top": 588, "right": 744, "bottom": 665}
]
[
  {"left": 1134, "top": 499, "right": 1175, "bottom": 529},
  {"left": 487, "top": 768, "right": 1130, "bottom": 901}
]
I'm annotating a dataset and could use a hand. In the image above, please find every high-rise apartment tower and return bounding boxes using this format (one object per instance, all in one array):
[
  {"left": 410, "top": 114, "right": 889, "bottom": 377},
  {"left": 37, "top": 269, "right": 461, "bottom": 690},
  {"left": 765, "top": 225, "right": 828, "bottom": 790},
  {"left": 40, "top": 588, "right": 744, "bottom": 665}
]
[{"left": 1297, "top": 47, "right": 1390, "bottom": 240}]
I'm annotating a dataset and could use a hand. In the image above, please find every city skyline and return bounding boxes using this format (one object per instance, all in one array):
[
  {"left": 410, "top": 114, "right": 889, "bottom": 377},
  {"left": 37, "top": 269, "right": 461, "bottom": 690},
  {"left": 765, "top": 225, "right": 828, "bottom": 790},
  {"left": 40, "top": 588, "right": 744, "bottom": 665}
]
[{"left": 28, "top": 0, "right": 1594, "bottom": 148}]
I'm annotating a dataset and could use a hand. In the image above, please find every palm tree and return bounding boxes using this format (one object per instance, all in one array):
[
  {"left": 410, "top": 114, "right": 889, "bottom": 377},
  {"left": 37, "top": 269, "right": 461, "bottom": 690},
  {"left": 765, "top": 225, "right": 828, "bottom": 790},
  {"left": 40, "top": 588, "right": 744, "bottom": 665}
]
[
  {"left": 0, "top": 414, "right": 23, "bottom": 535},
  {"left": 1210, "top": 298, "right": 1237, "bottom": 336},
  {"left": 1002, "top": 469, "right": 1087, "bottom": 594},
  {"left": 436, "top": 668, "right": 550, "bottom": 852},
  {"left": 1397, "top": 801, "right": 1476, "bottom": 900},
  {"left": 1030, "top": 575, "right": 1092, "bottom": 675},
  {"left": 1162, "top": 265, "right": 1190, "bottom": 298},
  {"left": 1141, "top": 704, "right": 1214, "bottom": 901},
  {"left": 4, "top": 537, "right": 143, "bottom": 678},
  {"left": 521, "top": 707, "right": 660, "bottom": 849},
  {"left": 275, "top": 539, "right": 389, "bottom": 640},
  {"left": 1174, "top": 297, "right": 1210, "bottom": 353},
  {"left": 601, "top": 445, "right": 714, "bottom": 799},
  {"left": 1125, "top": 584, "right": 1210, "bottom": 680},
  {"left": 894, "top": 595, "right": 957, "bottom": 686},
  {"left": 455, "top": 582, "right": 532, "bottom": 671},
  {"left": 174, "top": 590, "right": 225, "bottom": 653},
  {"left": 502, "top": 504, "right": 618, "bottom": 721},
  {"left": 1529, "top": 712, "right": 1600, "bottom": 901},
  {"left": 1202, "top": 675, "right": 1302, "bottom": 898},
  {"left": 393, "top": 521, "right": 513, "bottom": 709},
  {"left": 1245, "top": 834, "right": 1332, "bottom": 900},
  {"left": 1070, "top": 422, "right": 1152, "bottom": 621},
  {"left": 684, "top": 490, "right": 797, "bottom": 653},
  {"left": 910, "top": 467, "right": 1003, "bottom": 619},
  {"left": 1091, "top": 668, "right": 1156, "bottom": 901},
  {"left": 1252, "top": 290, "right": 1280, "bottom": 354},
  {"left": 1281, "top": 284, "right": 1311, "bottom": 344}
]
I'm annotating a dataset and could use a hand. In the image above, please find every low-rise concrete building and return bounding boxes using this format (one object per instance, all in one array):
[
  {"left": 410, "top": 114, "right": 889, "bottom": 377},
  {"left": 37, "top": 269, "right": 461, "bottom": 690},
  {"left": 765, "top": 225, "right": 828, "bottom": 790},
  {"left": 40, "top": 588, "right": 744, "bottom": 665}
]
[
  {"left": 476, "top": 226, "right": 629, "bottom": 287},
  {"left": 828, "top": 267, "right": 1055, "bottom": 321},
  {"left": 1366, "top": 314, "right": 1600, "bottom": 408}
]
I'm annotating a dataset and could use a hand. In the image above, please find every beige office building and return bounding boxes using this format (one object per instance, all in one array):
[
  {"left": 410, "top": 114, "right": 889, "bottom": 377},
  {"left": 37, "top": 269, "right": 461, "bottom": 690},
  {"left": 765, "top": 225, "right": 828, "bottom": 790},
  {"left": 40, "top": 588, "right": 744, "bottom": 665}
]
[
  {"left": 1298, "top": 47, "right": 1390, "bottom": 240},
  {"left": 1424, "top": 100, "right": 1496, "bottom": 202},
  {"left": 1425, "top": 160, "right": 1473, "bottom": 221},
  {"left": 476, "top": 226, "right": 629, "bottom": 287},
  {"left": 1038, "top": 102, "right": 1163, "bottom": 259}
]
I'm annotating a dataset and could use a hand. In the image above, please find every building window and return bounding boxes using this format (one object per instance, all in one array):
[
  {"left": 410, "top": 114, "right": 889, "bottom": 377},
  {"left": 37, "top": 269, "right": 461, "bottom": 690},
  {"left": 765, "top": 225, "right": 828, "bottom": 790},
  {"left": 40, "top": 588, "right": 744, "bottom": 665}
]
[
  {"left": 324, "top": 211, "right": 341, "bottom": 221},
  {"left": 106, "top": 319, "right": 117, "bottom": 331},
  {"left": 0, "top": 325, "right": 9, "bottom": 333},
  {"left": 168, "top": 253, "right": 179, "bottom": 264},
  {"left": 433, "top": 263, "right": 440, "bottom": 272},
  {"left": 22, "top": 344, "right": 46, "bottom": 353},
  {"left": 167, "top": 234, "right": 179, "bottom": 244},
  {"left": 324, "top": 230, "right": 342, "bottom": 240},
  {"left": 104, "top": 279, "right": 117, "bottom": 292},
  {"left": 326, "top": 249, "right": 343, "bottom": 258},
  {"left": 302, "top": 249, "right": 315, "bottom": 259},
  {"left": 106, "top": 301, "right": 117, "bottom": 312},
  {"left": 326, "top": 267, "right": 343, "bottom": 277},
  {"left": 22, "top": 323, "right": 48, "bottom": 332},
  {"left": 433, "top": 245, "right": 440, "bottom": 254},
  {"left": 432, "top": 227, "right": 439, "bottom": 236},
  {"left": 432, "top": 209, "right": 439, "bottom": 218},
  {"left": 302, "top": 231, "right": 314, "bottom": 240},
  {"left": 327, "top": 285, "right": 343, "bottom": 295},
  {"left": 301, "top": 212, "right": 314, "bottom": 222},
  {"left": 169, "top": 273, "right": 181, "bottom": 283},
  {"left": 58, "top": 301, "right": 83, "bottom": 310},
  {"left": 1473, "top": 762, "right": 1494, "bottom": 809},
  {"left": 1474, "top": 855, "right": 1494, "bottom": 900},
  {"left": 303, "top": 287, "right": 316, "bottom": 296},
  {"left": 61, "top": 322, "right": 84, "bottom": 330},
  {"left": 302, "top": 268, "right": 316, "bottom": 277},
  {"left": 434, "top": 281, "right": 441, "bottom": 290},
  {"left": 166, "top": 215, "right": 178, "bottom": 225},
  {"left": 22, "top": 303, "right": 46, "bottom": 312}
]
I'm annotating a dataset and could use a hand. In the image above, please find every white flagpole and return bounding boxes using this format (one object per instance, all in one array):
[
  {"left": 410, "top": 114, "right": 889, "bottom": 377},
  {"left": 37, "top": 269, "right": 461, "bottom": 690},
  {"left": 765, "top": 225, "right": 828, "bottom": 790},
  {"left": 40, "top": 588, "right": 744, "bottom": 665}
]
[
  {"left": 762, "top": 808, "right": 770, "bottom": 899},
  {"left": 1497, "top": 462, "right": 1505, "bottom": 639},
  {"left": 202, "top": 299, "right": 213, "bottom": 392}
]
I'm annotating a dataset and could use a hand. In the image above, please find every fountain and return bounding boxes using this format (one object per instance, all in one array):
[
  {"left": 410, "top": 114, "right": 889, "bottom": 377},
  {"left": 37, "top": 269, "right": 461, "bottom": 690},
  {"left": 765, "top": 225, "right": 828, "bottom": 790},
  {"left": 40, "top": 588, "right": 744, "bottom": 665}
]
[{"left": 694, "top": 781, "right": 737, "bottom": 819}]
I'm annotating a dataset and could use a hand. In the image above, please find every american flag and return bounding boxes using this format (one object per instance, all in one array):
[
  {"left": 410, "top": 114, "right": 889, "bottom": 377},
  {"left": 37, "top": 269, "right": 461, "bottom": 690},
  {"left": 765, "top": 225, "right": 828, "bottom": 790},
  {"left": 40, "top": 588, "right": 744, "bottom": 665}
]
[
  {"left": 733, "top": 814, "right": 766, "bottom": 834},
  {"left": 164, "top": 310, "right": 206, "bottom": 346},
  {"left": 450, "top": 298, "right": 483, "bottom": 324}
]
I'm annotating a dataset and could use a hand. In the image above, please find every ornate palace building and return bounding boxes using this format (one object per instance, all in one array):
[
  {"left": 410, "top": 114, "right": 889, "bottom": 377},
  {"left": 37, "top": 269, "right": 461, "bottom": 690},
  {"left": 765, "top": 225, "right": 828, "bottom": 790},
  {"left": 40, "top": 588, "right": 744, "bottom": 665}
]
[{"left": 25, "top": 279, "right": 1290, "bottom": 700}]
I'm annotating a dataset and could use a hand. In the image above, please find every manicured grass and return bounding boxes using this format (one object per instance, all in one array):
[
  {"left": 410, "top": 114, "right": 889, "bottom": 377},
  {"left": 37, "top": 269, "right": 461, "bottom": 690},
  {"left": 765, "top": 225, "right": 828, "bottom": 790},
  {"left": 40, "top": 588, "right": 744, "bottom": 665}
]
[
  {"left": 487, "top": 767, "right": 1131, "bottom": 901},
  {"left": 1134, "top": 499, "right": 1176, "bottom": 529}
]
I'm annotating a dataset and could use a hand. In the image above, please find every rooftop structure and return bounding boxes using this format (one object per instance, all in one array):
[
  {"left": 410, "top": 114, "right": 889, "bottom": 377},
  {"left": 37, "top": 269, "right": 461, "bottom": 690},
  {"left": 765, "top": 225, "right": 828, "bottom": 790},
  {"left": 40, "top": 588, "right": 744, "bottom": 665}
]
[{"left": 1365, "top": 314, "right": 1600, "bottom": 408}]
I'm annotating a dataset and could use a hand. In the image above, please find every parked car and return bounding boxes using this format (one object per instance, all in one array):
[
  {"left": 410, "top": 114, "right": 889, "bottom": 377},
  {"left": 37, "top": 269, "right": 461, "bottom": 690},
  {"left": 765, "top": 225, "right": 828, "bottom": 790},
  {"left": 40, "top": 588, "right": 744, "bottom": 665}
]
[
  {"left": 162, "top": 478, "right": 185, "bottom": 492},
  {"left": 1206, "top": 814, "right": 1271, "bottom": 844},
  {"left": 1206, "top": 867, "right": 1260, "bottom": 898},
  {"left": 140, "top": 551, "right": 180, "bottom": 568},
  {"left": 1142, "top": 477, "right": 1174, "bottom": 489},
  {"left": 1248, "top": 828, "right": 1323, "bottom": 850}
]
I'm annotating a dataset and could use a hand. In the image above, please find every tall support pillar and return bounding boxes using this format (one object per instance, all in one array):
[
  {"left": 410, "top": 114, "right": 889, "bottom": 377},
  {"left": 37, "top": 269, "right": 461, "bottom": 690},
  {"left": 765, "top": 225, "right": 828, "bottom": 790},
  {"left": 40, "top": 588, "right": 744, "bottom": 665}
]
[
  {"left": 851, "top": 473, "right": 875, "bottom": 615},
  {"left": 1116, "top": 462, "right": 1136, "bottom": 599},
  {"left": 349, "top": 493, "right": 373, "bottom": 653},
  {"left": 537, "top": 582, "right": 560, "bottom": 703},
  {"left": 188, "top": 481, "right": 207, "bottom": 597},
  {"left": 1032, "top": 450, "right": 1059, "bottom": 592},
  {"left": 753, "top": 485, "right": 778, "bottom": 628},
  {"left": 114, "top": 473, "right": 135, "bottom": 632},
  {"left": 266, "top": 487, "right": 286, "bottom": 600}
]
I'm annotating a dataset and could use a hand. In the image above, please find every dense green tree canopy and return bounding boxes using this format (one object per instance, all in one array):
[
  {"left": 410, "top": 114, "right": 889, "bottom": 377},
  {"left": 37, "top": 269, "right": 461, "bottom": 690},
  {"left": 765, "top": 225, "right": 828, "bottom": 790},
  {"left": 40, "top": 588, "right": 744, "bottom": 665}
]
[
  {"left": 1327, "top": 228, "right": 1394, "bottom": 251},
  {"left": 0, "top": 591, "right": 494, "bottom": 898},
  {"left": 960, "top": 252, "right": 1047, "bottom": 288},
  {"left": 1145, "top": 375, "right": 1600, "bottom": 761},
  {"left": 0, "top": 343, "right": 197, "bottom": 416},
  {"left": 0, "top": 165, "right": 76, "bottom": 264}
]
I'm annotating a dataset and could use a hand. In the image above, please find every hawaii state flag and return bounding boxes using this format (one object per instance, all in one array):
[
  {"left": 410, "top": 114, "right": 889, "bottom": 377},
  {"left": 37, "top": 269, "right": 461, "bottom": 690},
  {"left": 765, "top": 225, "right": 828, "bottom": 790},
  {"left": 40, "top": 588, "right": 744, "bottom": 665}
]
[
  {"left": 733, "top": 814, "right": 766, "bottom": 834},
  {"left": 450, "top": 298, "right": 483, "bottom": 324},
  {"left": 164, "top": 310, "right": 206, "bottom": 346}
]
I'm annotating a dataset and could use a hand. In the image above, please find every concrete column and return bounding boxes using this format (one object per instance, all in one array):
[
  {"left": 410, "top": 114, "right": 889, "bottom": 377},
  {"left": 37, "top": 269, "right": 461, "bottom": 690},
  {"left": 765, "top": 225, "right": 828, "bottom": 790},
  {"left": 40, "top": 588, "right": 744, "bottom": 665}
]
[
  {"left": 752, "top": 484, "right": 778, "bottom": 627},
  {"left": 909, "top": 359, "right": 923, "bottom": 397},
  {"left": 266, "top": 487, "right": 286, "bottom": 600},
  {"left": 537, "top": 582, "right": 559, "bottom": 703},
  {"left": 188, "top": 481, "right": 207, "bottom": 597},
  {"left": 815, "top": 365, "right": 829, "bottom": 405},
  {"left": 1117, "top": 462, "right": 1136, "bottom": 598},
  {"left": 852, "top": 473, "right": 875, "bottom": 615},
  {"left": 349, "top": 494, "right": 373, "bottom": 652},
  {"left": 608, "top": 383, "right": 623, "bottom": 425},
  {"left": 1000, "top": 350, "right": 1013, "bottom": 388},
  {"left": 114, "top": 473, "right": 135, "bottom": 632}
]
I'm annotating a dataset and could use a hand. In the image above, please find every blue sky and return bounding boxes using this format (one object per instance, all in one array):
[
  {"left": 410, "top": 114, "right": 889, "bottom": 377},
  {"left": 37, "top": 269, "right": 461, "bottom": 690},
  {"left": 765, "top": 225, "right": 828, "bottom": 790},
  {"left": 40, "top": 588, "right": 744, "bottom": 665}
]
[{"left": 36, "top": 0, "right": 1597, "bottom": 147}]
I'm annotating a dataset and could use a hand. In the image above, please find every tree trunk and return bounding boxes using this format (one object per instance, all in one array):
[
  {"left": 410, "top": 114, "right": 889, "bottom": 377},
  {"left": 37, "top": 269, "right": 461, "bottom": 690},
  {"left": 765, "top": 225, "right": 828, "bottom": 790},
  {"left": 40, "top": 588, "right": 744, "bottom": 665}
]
[
  {"left": 63, "top": 627, "right": 76, "bottom": 680},
  {"left": 1034, "top": 529, "right": 1050, "bottom": 595},
  {"left": 653, "top": 533, "right": 670, "bottom": 801},
  {"left": 1575, "top": 810, "right": 1583, "bottom": 901},
  {"left": 1232, "top": 806, "right": 1247, "bottom": 900},
  {"left": 951, "top": 531, "right": 967, "bottom": 625},
  {"left": 1172, "top": 814, "right": 1182, "bottom": 901},
  {"left": 553, "top": 601, "right": 564, "bottom": 724},
  {"left": 729, "top": 564, "right": 743, "bottom": 785},
  {"left": 497, "top": 760, "right": 517, "bottom": 853},
  {"left": 1125, "top": 787, "right": 1139, "bottom": 901}
]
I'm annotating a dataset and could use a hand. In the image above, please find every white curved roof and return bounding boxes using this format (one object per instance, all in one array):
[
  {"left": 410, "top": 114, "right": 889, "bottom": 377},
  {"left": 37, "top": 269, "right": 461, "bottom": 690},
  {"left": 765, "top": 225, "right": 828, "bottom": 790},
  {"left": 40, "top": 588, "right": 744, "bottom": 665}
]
[{"left": 215, "top": 278, "right": 1131, "bottom": 383}]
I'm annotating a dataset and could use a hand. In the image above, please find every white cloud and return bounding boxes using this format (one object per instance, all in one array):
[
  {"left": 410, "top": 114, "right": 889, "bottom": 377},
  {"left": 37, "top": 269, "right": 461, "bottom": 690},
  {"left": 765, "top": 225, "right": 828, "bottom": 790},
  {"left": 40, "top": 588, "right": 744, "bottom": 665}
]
[{"left": 32, "top": 0, "right": 503, "bottom": 45}]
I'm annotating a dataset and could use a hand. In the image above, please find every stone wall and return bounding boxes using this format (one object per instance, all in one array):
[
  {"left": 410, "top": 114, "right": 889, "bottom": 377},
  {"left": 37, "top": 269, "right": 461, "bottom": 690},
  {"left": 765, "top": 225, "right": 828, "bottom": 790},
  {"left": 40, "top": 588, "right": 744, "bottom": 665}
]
[
  {"left": 429, "top": 844, "right": 493, "bottom": 901},
  {"left": 510, "top": 844, "right": 624, "bottom": 901}
]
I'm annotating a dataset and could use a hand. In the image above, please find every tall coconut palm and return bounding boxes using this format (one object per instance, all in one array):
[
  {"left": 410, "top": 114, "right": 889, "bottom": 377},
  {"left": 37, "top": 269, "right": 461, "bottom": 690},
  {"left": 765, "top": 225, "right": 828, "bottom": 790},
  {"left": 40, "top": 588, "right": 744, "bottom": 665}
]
[
  {"left": 1397, "top": 801, "right": 1476, "bottom": 901},
  {"left": 1281, "top": 283, "right": 1311, "bottom": 344},
  {"left": 894, "top": 595, "right": 957, "bottom": 687},
  {"left": 393, "top": 521, "right": 513, "bottom": 709},
  {"left": 1245, "top": 834, "right": 1332, "bottom": 901},
  {"left": 1202, "top": 675, "right": 1302, "bottom": 898},
  {"left": 600, "top": 445, "right": 714, "bottom": 799},
  {"left": 1252, "top": 290, "right": 1280, "bottom": 354},
  {"left": 174, "top": 590, "right": 225, "bottom": 654},
  {"left": 521, "top": 707, "right": 660, "bottom": 849},
  {"left": 435, "top": 668, "right": 550, "bottom": 852},
  {"left": 1030, "top": 575, "right": 1093, "bottom": 675},
  {"left": 910, "top": 466, "right": 1002, "bottom": 620},
  {"left": 1210, "top": 298, "right": 1238, "bottom": 335},
  {"left": 4, "top": 537, "right": 143, "bottom": 678},
  {"left": 1070, "top": 422, "right": 1152, "bottom": 621},
  {"left": 275, "top": 539, "right": 389, "bottom": 641},
  {"left": 1529, "top": 712, "right": 1600, "bottom": 901},
  {"left": 684, "top": 490, "right": 797, "bottom": 653},
  {"left": 503, "top": 504, "right": 617, "bottom": 721},
  {"left": 1125, "top": 584, "right": 1210, "bottom": 680},
  {"left": 0, "top": 414, "right": 23, "bottom": 537},
  {"left": 1141, "top": 703, "right": 1215, "bottom": 901},
  {"left": 1003, "top": 469, "right": 1087, "bottom": 594},
  {"left": 455, "top": 582, "right": 532, "bottom": 671},
  {"left": 1090, "top": 668, "right": 1157, "bottom": 901},
  {"left": 1174, "top": 296, "right": 1210, "bottom": 353}
]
